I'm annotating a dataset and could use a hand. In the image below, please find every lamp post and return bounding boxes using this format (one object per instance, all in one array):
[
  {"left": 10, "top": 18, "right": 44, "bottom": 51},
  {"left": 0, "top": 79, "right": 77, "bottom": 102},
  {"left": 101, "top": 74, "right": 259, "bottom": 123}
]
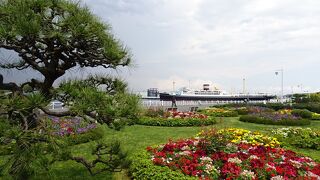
[{"left": 275, "top": 69, "right": 284, "bottom": 103}]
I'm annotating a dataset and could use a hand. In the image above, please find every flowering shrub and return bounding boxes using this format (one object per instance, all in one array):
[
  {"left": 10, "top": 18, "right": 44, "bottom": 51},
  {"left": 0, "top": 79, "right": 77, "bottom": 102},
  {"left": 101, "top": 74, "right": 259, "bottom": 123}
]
[
  {"left": 214, "top": 128, "right": 280, "bottom": 148},
  {"left": 271, "top": 128, "right": 320, "bottom": 150},
  {"left": 143, "top": 128, "right": 320, "bottom": 179},
  {"left": 246, "top": 106, "right": 274, "bottom": 114},
  {"left": 278, "top": 109, "right": 292, "bottom": 115},
  {"left": 48, "top": 116, "right": 97, "bottom": 136},
  {"left": 291, "top": 109, "right": 313, "bottom": 119},
  {"left": 231, "top": 107, "right": 249, "bottom": 115},
  {"left": 137, "top": 111, "right": 216, "bottom": 127},
  {"left": 164, "top": 111, "right": 208, "bottom": 119},
  {"left": 239, "top": 107, "right": 311, "bottom": 126},
  {"left": 137, "top": 116, "right": 216, "bottom": 127},
  {"left": 201, "top": 108, "right": 238, "bottom": 117}
]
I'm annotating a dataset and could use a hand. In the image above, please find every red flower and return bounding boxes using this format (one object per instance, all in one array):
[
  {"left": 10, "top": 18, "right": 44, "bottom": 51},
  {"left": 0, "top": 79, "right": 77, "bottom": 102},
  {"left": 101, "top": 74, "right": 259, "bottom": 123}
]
[
  {"left": 311, "top": 164, "right": 320, "bottom": 175},
  {"left": 250, "top": 158, "right": 265, "bottom": 169},
  {"left": 221, "top": 162, "right": 242, "bottom": 177}
]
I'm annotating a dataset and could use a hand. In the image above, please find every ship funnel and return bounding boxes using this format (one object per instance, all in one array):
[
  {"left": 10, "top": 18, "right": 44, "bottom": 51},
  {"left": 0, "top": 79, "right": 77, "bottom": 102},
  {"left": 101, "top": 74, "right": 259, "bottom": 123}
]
[{"left": 203, "top": 84, "right": 210, "bottom": 91}]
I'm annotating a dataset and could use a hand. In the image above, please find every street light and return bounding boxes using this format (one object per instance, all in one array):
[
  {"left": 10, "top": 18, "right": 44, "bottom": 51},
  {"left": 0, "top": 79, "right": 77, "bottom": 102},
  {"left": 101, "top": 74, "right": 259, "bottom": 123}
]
[{"left": 275, "top": 69, "right": 284, "bottom": 103}]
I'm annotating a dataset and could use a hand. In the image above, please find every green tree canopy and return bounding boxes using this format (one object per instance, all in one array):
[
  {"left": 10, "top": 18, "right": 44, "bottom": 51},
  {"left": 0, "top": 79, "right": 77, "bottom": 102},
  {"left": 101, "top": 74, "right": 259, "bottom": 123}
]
[{"left": 0, "top": 0, "right": 131, "bottom": 96}]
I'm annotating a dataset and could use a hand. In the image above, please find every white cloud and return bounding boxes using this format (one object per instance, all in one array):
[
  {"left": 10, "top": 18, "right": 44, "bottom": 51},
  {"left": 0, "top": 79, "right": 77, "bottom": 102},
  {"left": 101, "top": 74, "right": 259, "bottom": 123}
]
[{"left": 2, "top": 0, "right": 320, "bottom": 94}]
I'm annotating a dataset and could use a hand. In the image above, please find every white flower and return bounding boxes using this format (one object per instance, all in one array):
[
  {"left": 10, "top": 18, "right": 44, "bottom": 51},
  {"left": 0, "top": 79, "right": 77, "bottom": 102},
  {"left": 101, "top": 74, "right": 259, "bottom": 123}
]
[
  {"left": 289, "top": 160, "right": 302, "bottom": 168},
  {"left": 228, "top": 157, "right": 242, "bottom": 164},
  {"left": 270, "top": 175, "right": 284, "bottom": 180},
  {"left": 306, "top": 171, "right": 320, "bottom": 179},
  {"left": 249, "top": 155, "right": 259, "bottom": 160},
  {"left": 307, "top": 161, "right": 318, "bottom": 167},
  {"left": 179, "top": 151, "right": 191, "bottom": 156},
  {"left": 240, "top": 170, "right": 255, "bottom": 178},
  {"left": 200, "top": 156, "right": 213, "bottom": 162},
  {"left": 193, "top": 140, "right": 199, "bottom": 146},
  {"left": 181, "top": 145, "right": 190, "bottom": 151},
  {"left": 266, "top": 163, "right": 276, "bottom": 170}
]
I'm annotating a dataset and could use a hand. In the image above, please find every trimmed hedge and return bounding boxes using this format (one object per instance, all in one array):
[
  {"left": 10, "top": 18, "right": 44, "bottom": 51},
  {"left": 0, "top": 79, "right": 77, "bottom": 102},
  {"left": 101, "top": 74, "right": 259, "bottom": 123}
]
[
  {"left": 129, "top": 150, "right": 197, "bottom": 180},
  {"left": 239, "top": 115, "right": 311, "bottom": 126},
  {"left": 137, "top": 117, "right": 216, "bottom": 127},
  {"left": 291, "top": 109, "right": 313, "bottom": 119}
]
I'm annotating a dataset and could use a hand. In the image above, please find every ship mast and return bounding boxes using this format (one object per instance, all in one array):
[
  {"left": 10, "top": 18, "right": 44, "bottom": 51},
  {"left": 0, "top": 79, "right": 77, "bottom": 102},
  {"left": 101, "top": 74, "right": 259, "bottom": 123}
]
[{"left": 243, "top": 78, "right": 246, "bottom": 94}]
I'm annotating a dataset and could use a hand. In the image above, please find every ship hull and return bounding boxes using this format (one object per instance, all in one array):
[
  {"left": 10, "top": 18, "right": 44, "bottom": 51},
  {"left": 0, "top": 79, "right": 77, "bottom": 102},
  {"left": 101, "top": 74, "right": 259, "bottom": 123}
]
[{"left": 159, "top": 93, "right": 276, "bottom": 101}]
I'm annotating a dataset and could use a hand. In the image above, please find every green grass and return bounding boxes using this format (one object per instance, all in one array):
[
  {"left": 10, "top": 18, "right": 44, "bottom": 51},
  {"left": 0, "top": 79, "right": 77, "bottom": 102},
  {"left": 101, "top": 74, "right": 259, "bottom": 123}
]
[{"left": 1, "top": 117, "right": 319, "bottom": 179}]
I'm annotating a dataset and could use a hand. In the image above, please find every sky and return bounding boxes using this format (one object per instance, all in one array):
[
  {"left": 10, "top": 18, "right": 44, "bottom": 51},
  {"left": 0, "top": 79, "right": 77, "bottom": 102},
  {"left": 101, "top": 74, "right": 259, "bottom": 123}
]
[{"left": 1, "top": 0, "right": 320, "bottom": 95}]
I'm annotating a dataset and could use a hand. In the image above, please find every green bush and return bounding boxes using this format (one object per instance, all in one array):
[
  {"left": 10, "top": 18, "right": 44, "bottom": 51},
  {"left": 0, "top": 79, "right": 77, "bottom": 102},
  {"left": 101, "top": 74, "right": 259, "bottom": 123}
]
[
  {"left": 129, "top": 150, "right": 197, "bottom": 180},
  {"left": 312, "top": 113, "right": 320, "bottom": 120},
  {"left": 63, "top": 125, "right": 105, "bottom": 145},
  {"left": 204, "top": 111, "right": 238, "bottom": 117},
  {"left": 291, "top": 109, "right": 313, "bottom": 119},
  {"left": 239, "top": 115, "right": 311, "bottom": 126},
  {"left": 233, "top": 108, "right": 249, "bottom": 115},
  {"left": 143, "top": 108, "right": 165, "bottom": 118},
  {"left": 137, "top": 117, "right": 216, "bottom": 127},
  {"left": 272, "top": 128, "right": 320, "bottom": 150},
  {"left": 292, "top": 103, "right": 320, "bottom": 113}
]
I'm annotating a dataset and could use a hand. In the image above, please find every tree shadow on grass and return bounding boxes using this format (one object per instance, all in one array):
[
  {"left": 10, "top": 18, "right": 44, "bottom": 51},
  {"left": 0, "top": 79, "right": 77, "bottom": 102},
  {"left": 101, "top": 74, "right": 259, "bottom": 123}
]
[{"left": 33, "top": 160, "right": 113, "bottom": 180}]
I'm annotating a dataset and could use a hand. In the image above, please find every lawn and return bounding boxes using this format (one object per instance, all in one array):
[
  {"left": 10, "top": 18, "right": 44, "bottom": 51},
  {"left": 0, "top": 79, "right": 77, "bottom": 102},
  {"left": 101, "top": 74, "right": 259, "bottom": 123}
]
[{"left": 1, "top": 117, "right": 319, "bottom": 179}]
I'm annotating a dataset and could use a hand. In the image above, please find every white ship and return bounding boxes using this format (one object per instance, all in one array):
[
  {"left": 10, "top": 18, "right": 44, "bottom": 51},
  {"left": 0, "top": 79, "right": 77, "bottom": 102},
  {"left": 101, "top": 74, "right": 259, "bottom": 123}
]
[{"left": 159, "top": 84, "right": 275, "bottom": 101}]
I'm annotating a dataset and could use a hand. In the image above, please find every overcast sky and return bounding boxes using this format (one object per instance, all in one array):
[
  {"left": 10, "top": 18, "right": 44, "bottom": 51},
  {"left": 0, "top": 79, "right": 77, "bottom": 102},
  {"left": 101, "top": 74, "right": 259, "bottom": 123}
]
[{"left": 1, "top": 0, "right": 320, "bottom": 94}]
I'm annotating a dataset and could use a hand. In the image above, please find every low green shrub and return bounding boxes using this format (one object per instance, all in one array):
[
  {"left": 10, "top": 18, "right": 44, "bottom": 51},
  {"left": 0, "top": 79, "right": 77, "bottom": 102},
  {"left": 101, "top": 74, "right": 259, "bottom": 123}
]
[
  {"left": 292, "top": 103, "right": 320, "bottom": 113},
  {"left": 143, "top": 108, "right": 165, "bottom": 118},
  {"left": 233, "top": 107, "right": 249, "bottom": 115},
  {"left": 63, "top": 125, "right": 105, "bottom": 145},
  {"left": 205, "top": 111, "right": 238, "bottom": 117},
  {"left": 201, "top": 108, "right": 238, "bottom": 117},
  {"left": 137, "top": 117, "right": 216, "bottom": 127},
  {"left": 271, "top": 128, "right": 320, "bottom": 150},
  {"left": 312, "top": 113, "right": 320, "bottom": 120},
  {"left": 291, "top": 109, "right": 312, "bottom": 119},
  {"left": 239, "top": 115, "right": 311, "bottom": 126},
  {"left": 129, "top": 150, "right": 197, "bottom": 180}
]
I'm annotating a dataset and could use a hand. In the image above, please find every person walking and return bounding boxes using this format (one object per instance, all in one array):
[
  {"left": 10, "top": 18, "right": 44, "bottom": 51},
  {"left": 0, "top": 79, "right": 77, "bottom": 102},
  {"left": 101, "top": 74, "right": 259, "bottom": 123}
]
[{"left": 171, "top": 96, "right": 177, "bottom": 107}]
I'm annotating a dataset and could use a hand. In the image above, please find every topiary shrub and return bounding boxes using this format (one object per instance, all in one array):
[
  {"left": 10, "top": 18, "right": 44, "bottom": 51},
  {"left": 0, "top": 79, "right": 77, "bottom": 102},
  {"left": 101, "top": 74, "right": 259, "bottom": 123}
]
[{"left": 291, "top": 109, "right": 313, "bottom": 119}]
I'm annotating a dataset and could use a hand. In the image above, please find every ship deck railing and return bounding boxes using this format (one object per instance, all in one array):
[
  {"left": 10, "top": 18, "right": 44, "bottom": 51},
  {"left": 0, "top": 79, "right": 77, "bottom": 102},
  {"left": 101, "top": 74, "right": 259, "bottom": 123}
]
[{"left": 141, "top": 99, "right": 277, "bottom": 108}]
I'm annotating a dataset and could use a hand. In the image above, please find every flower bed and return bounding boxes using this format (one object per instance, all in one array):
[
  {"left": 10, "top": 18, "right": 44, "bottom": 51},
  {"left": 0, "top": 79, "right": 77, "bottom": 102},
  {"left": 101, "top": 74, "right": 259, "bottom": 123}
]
[
  {"left": 200, "top": 108, "right": 238, "bottom": 117},
  {"left": 137, "top": 111, "right": 216, "bottom": 127},
  {"left": 48, "top": 116, "right": 97, "bottom": 136},
  {"left": 47, "top": 116, "right": 103, "bottom": 145},
  {"left": 213, "top": 128, "right": 280, "bottom": 147},
  {"left": 133, "top": 128, "right": 320, "bottom": 180},
  {"left": 239, "top": 108, "right": 311, "bottom": 126},
  {"left": 271, "top": 128, "right": 320, "bottom": 150}
]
